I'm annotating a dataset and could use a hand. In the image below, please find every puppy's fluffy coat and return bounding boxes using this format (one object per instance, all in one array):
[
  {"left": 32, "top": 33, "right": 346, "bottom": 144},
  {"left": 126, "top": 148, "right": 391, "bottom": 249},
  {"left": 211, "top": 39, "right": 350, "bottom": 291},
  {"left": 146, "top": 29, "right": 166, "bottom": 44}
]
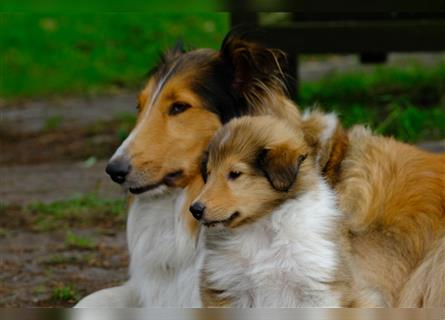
[{"left": 192, "top": 115, "right": 360, "bottom": 307}]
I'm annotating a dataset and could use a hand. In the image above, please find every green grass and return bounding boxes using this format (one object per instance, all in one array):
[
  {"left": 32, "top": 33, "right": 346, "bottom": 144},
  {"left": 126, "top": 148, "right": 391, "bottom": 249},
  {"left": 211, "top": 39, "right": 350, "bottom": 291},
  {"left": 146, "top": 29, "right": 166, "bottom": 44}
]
[
  {"left": 28, "top": 193, "right": 126, "bottom": 231},
  {"left": 44, "top": 115, "right": 62, "bottom": 131},
  {"left": 1, "top": 13, "right": 229, "bottom": 99},
  {"left": 2, "top": 13, "right": 444, "bottom": 142},
  {"left": 65, "top": 231, "right": 96, "bottom": 249},
  {"left": 33, "top": 285, "right": 47, "bottom": 295},
  {"left": 0, "top": 227, "right": 8, "bottom": 237},
  {"left": 51, "top": 284, "right": 80, "bottom": 302},
  {"left": 300, "top": 62, "right": 445, "bottom": 142}
]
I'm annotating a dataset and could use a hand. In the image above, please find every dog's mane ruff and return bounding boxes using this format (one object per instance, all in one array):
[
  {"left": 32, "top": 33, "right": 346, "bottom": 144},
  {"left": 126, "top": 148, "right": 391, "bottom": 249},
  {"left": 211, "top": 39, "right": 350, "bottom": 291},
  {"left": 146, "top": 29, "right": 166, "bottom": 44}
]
[
  {"left": 203, "top": 176, "right": 344, "bottom": 307},
  {"left": 219, "top": 31, "right": 295, "bottom": 121},
  {"left": 242, "top": 47, "right": 290, "bottom": 117},
  {"left": 126, "top": 190, "right": 204, "bottom": 306},
  {"left": 244, "top": 74, "right": 287, "bottom": 113},
  {"left": 398, "top": 233, "right": 445, "bottom": 306}
]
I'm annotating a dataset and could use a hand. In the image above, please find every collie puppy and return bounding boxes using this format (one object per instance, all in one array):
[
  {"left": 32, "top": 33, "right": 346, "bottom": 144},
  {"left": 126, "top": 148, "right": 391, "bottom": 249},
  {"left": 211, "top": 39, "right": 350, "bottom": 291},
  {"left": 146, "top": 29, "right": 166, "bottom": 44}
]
[
  {"left": 190, "top": 115, "right": 356, "bottom": 307},
  {"left": 75, "top": 32, "right": 300, "bottom": 307}
]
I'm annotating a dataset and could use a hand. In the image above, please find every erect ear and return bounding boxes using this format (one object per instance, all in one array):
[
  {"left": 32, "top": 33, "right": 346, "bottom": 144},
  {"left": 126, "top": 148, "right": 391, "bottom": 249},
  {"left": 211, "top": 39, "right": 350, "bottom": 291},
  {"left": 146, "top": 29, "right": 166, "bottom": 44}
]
[
  {"left": 220, "top": 32, "right": 288, "bottom": 94},
  {"left": 162, "top": 39, "right": 186, "bottom": 62},
  {"left": 302, "top": 111, "right": 348, "bottom": 185},
  {"left": 256, "top": 144, "right": 306, "bottom": 192}
]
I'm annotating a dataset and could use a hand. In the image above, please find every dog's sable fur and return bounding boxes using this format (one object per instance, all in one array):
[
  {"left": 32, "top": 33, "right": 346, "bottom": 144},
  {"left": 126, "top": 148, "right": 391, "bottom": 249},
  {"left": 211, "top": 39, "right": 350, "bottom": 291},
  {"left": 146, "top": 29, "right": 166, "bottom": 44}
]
[
  {"left": 302, "top": 110, "right": 445, "bottom": 306},
  {"left": 193, "top": 115, "right": 376, "bottom": 307},
  {"left": 76, "top": 31, "right": 300, "bottom": 307}
]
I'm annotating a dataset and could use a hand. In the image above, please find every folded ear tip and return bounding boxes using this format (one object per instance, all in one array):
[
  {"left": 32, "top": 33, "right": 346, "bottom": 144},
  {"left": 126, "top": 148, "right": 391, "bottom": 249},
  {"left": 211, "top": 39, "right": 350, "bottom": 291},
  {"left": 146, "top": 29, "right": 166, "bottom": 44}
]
[{"left": 173, "top": 39, "right": 185, "bottom": 52}]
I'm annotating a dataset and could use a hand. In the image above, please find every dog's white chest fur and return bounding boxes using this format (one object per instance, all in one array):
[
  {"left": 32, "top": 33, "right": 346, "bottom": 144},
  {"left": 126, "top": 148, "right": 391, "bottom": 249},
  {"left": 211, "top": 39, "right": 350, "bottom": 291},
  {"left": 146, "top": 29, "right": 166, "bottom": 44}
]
[
  {"left": 127, "top": 189, "right": 203, "bottom": 307},
  {"left": 204, "top": 179, "right": 342, "bottom": 307}
]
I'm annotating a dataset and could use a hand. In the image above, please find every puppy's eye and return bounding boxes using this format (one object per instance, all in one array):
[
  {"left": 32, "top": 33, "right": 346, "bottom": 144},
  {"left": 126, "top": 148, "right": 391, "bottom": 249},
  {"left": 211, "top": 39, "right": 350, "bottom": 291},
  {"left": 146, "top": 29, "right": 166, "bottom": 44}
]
[
  {"left": 169, "top": 102, "right": 191, "bottom": 116},
  {"left": 228, "top": 171, "right": 242, "bottom": 180}
]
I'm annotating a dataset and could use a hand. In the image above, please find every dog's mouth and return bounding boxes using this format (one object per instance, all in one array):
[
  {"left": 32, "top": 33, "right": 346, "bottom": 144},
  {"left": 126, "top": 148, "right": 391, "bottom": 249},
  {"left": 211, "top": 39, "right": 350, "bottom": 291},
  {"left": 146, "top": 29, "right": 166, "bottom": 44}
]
[
  {"left": 128, "top": 170, "right": 183, "bottom": 195},
  {"left": 203, "top": 211, "right": 240, "bottom": 228}
]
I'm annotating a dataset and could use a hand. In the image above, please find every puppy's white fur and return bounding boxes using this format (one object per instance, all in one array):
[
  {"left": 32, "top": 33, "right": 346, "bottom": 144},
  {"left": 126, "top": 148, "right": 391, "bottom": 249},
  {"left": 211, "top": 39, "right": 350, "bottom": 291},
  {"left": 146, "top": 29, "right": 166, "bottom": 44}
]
[
  {"left": 203, "top": 176, "right": 343, "bottom": 307},
  {"left": 76, "top": 188, "right": 203, "bottom": 307}
]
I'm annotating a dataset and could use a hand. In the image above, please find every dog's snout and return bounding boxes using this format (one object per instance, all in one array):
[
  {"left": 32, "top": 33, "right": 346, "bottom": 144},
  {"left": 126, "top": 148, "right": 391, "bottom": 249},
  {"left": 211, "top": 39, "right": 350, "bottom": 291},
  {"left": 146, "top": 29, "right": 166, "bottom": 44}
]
[
  {"left": 189, "top": 202, "right": 206, "bottom": 220},
  {"left": 106, "top": 158, "right": 131, "bottom": 184}
]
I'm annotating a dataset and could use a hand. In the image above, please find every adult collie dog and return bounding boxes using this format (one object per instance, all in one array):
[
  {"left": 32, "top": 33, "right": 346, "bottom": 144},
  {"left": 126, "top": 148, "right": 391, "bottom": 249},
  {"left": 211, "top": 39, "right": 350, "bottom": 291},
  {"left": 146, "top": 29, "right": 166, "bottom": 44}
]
[{"left": 75, "top": 32, "right": 299, "bottom": 307}]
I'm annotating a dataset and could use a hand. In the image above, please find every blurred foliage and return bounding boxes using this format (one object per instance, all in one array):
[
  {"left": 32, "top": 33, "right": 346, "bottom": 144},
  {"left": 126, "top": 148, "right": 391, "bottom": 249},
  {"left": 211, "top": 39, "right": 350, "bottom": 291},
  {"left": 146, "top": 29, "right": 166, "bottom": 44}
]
[
  {"left": 300, "top": 62, "right": 445, "bottom": 142},
  {"left": 0, "top": 0, "right": 222, "bottom": 12},
  {"left": 1, "top": 13, "right": 444, "bottom": 142},
  {"left": 65, "top": 231, "right": 96, "bottom": 249},
  {"left": 51, "top": 284, "right": 80, "bottom": 302},
  {"left": 1, "top": 13, "right": 228, "bottom": 99}
]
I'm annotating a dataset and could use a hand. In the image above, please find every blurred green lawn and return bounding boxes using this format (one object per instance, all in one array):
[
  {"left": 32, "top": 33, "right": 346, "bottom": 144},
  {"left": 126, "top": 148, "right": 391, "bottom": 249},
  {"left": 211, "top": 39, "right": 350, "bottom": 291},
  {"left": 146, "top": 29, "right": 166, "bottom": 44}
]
[
  {"left": 1, "top": 13, "right": 228, "bottom": 98},
  {"left": 300, "top": 63, "right": 445, "bottom": 142},
  {"left": 1, "top": 13, "right": 444, "bottom": 142}
]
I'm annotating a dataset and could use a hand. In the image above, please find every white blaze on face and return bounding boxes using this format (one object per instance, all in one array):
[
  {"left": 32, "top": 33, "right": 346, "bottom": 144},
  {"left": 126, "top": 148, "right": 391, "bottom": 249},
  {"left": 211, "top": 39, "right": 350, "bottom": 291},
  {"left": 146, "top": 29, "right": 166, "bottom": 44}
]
[{"left": 110, "top": 64, "right": 177, "bottom": 162}]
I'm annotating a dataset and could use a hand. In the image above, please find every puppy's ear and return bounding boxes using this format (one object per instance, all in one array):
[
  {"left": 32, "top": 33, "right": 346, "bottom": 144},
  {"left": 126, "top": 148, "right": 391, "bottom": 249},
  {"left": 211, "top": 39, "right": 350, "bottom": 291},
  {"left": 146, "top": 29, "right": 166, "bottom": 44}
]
[
  {"left": 199, "top": 150, "right": 209, "bottom": 183},
  {"left": 256, "top": 144, "right": 306, "bottom": 192},
  {"left": 162, "top": 39, "right": 185, "bottom": 62},
  {"left": 302, "top": 111, "right": 348, "bottom": 185},
  {"left": 220, "top": 32, "right": 287, "bottom": 95}
]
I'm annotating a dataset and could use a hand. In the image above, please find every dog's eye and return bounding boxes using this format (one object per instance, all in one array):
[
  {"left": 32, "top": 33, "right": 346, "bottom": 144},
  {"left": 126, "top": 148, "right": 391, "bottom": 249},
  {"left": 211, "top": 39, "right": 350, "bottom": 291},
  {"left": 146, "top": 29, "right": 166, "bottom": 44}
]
[
  {"left": 169, "top": 102, "right": 191, "bottom": 116},
  {"left": 228, "top": 171, "right": 242, "bottom": 180}
]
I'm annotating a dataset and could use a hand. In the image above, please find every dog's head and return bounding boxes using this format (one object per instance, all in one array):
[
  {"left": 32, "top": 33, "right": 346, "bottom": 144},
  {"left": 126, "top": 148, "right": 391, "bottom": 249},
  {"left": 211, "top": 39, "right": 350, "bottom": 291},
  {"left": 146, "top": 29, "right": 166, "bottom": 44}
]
[
  {"left": 105, "top": 32, "right": 289, "bottom": 196},
  {"left": 189, "top": 116, "right": 311, "bottom": 228},
  {"left": 189, "top": 112, "right": 348, "bottom": 228}
]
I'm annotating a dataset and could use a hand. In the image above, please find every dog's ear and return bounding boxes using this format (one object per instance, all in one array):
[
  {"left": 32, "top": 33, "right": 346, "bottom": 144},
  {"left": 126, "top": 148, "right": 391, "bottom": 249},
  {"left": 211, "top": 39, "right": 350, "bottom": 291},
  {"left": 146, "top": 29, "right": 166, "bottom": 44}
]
[
  {"left": 199, "top": 150, "right": 209, "bottom": 183},
  {"left": 220, "top": 32, "right": 287, "bottom": 95},
  {"left": 256, "top": 144, "right": 306, "bottom": 192},
  {"left": 162, "top": 39, "right": 185, "bottom": 62},
  {"left": 302, "top": 111, "right": 348, "bottom": 185}
]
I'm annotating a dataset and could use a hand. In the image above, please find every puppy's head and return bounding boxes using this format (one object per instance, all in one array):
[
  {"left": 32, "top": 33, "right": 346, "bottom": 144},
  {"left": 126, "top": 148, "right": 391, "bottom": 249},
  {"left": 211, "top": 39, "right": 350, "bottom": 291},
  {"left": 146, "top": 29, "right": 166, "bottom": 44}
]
[{"left": 190, "top": 116, "right": 310, "bottom": 228}]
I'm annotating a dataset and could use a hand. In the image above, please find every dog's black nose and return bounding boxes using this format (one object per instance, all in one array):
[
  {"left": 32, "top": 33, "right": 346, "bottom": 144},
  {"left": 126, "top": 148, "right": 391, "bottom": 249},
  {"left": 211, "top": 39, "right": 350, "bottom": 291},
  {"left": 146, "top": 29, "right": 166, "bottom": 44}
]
[
  {"left": 106, "top": 158, "right": 130, "bottom": 184},
  {"left": 189, "top": 202, "right": 205, "bottom": 220}
]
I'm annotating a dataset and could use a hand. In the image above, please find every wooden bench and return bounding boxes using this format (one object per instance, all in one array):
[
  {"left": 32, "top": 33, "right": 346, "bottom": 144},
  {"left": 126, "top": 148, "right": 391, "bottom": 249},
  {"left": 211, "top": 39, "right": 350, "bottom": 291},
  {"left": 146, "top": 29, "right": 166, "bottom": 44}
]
[{"left": 230, "top": 13, "right": 445, "bottom": 99}]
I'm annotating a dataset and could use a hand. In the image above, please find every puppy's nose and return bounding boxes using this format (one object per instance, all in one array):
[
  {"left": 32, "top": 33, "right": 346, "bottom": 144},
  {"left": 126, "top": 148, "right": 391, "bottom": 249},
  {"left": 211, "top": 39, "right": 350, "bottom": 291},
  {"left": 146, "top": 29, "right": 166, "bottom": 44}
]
[
  {"left": 105, "top": 158, "right": 131, "bottom": 184},
  {"left": 189, "top": 202, "right": 206, "bottom": 220}
]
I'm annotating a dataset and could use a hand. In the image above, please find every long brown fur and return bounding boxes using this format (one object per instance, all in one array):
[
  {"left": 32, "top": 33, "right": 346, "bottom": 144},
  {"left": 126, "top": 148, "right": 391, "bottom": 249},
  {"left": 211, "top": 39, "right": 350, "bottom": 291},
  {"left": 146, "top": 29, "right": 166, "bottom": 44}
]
[
  {"left": 398, "top": 233, "right": 445, "bottom": 307},
  {"left": 303, "top": 112, "right": 445, "bottom": 306}
]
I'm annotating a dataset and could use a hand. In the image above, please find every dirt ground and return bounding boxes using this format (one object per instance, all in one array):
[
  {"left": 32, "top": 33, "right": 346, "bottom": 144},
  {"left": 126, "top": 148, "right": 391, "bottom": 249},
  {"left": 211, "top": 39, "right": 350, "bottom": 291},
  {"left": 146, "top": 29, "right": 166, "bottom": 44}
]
[
  {"left": 0, "top": 93, "right": 135, "bottom": 307},
  {"left": 1, "top": 54, "right": 444, "bottom": 307}
]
